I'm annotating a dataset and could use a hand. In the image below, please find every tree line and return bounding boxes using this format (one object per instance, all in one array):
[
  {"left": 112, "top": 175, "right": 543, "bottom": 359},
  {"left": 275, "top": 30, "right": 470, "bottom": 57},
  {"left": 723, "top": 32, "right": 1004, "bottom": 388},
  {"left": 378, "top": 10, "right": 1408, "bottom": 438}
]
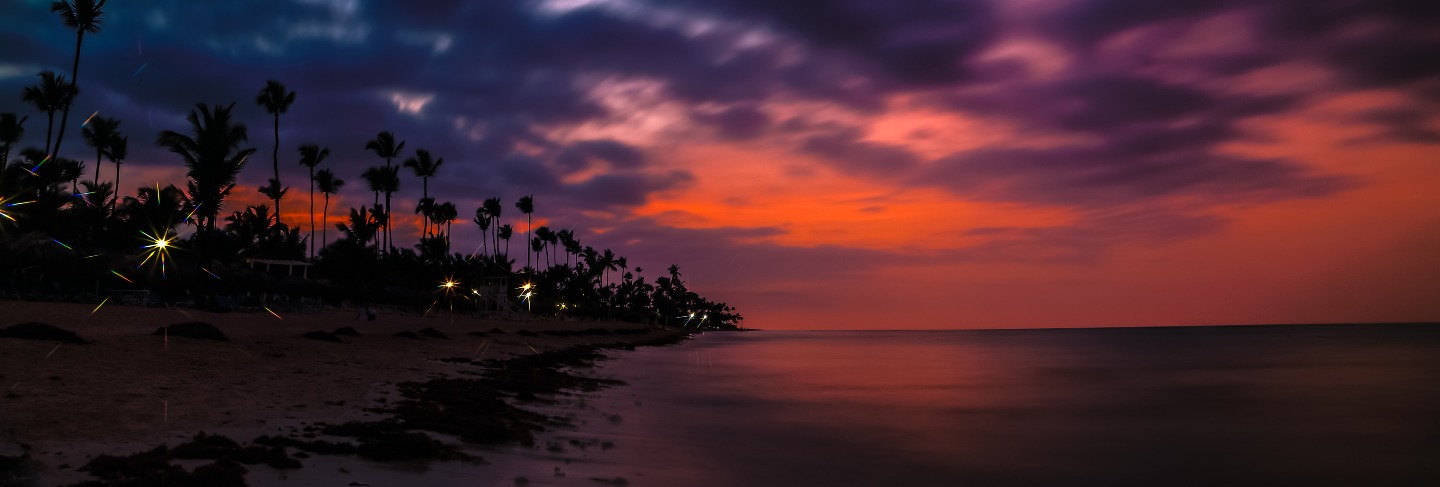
[{"left": 0, "top": 0, "right": 741, "bottom": 327}]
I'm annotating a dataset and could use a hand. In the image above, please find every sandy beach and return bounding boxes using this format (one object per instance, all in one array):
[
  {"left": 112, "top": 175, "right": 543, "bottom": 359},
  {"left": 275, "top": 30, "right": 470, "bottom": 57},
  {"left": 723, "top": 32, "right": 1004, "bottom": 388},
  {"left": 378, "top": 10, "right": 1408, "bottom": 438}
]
[{"left": 0, "top": 300, "right": 680, "bottom": 486}]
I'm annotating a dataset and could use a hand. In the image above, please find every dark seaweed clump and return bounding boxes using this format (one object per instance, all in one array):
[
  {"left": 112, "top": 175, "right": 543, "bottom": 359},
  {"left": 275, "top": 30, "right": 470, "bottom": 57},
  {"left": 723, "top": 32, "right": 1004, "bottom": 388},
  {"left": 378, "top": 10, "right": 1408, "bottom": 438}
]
[
  {"left": 416, "top": 327, "right": 448, "bottom": 339},
  {"left": 317, "top": 421, "right": 475, "bottom": 461},
  {"left": 71, "top": 444, "right": 251, "bottom": 487},
  {"left": 0, "top": 454, "right": 37, "bottom": 487},
  {"left": 0, "top": 322, "right": 89, "bottom": 344},
  {"left": 332, "top": 326, "right": 361, "bottom": 337},
  {"left": 300, "top": 331, "right": 342, "bottom": 342},
  {"left": 152, "top": 322, "right": 229, "bottom": 342},
  {"left": 392, "top": 331, "right": 421, "bottom": 339}
]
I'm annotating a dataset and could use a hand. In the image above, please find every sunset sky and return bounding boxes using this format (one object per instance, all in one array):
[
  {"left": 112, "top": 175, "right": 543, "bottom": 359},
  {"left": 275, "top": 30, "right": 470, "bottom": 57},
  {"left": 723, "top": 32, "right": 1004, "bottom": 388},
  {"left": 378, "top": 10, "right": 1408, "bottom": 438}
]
[{"left": 2, "top": 0, "right": 1437, "bottom": 329}]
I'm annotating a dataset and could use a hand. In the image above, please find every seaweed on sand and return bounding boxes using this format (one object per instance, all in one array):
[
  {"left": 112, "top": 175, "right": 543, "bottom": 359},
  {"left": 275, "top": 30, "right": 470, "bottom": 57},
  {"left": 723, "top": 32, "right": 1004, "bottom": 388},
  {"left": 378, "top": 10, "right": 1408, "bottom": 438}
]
[
  {"left": 300, "top": 331, "right": 343, "bottom": 342},
  {"left": 0, "top": 322, "right": 89, "bottom": 344},
  {"left": 152, "top": 322, "right": 229, "bottom": 341}
]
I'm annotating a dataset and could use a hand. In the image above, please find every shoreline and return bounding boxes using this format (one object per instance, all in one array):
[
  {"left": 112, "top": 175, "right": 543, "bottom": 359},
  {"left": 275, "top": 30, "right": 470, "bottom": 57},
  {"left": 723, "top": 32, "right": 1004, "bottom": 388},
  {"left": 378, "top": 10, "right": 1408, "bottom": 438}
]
[{"left": 0, "top": 300, "right": 688, "bottom": 486}]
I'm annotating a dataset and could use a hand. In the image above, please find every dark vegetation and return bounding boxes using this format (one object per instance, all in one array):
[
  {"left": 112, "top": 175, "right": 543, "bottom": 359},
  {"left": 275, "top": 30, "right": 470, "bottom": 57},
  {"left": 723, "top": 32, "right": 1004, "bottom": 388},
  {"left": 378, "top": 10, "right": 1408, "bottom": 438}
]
[{"left": 0, "top": 322, "right": 88, "bottom": 343}]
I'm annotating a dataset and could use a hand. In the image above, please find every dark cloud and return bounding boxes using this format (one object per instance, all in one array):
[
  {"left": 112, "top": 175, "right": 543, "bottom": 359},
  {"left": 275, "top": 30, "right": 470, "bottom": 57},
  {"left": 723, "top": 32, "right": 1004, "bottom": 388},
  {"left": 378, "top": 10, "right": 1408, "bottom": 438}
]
[
  {"left": 917, "top": 147, "right": 1355, "bottom": 207},
  {"left": 800, "top": 129, "right": 920, "bottom": 175},
  {"left": 659, "top": 0, "right": 998, "bottom": 87},
  {"left": 1356, "top": 107, "right": 1440, "bottom": 144},
  {"left": 692, "top": 105, "right": 771, "bottom": 140},
  {"left": 954, "top": 208, "right": 1227, "bottom": 264}
]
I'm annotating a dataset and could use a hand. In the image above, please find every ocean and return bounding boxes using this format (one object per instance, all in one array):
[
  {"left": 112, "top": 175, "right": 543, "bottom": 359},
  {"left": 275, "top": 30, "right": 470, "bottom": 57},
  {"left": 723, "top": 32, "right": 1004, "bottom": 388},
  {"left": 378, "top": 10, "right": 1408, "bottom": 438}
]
[{"left": 261, "top": 324, "right": 1440, "bottom": 486}]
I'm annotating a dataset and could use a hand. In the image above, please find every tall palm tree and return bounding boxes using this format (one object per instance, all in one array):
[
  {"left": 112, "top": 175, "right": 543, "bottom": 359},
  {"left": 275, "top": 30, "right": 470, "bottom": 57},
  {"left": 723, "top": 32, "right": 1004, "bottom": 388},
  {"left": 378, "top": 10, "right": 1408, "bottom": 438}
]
[
  {"left": 21, "top": 71, "right": 75, "bottom": 156},
  {"left": 401, "top": 149, "right": 443, "bottom": 237},
  {"left": 297, "top": 143, "right": 329, "bottom": 258},
  {"left": 257, "top": 179, "right": 287, "bottom": 225},
  {"left": 433, "top": 201, "right": 457, "bottom": 252},
  {"left": 483, "top": 197, "right": 502, "bottom": 258},
  {"left": 315, "top": 168, "right": 343, "bottom": 252},
  {"left": 0, "top": 113, "right": 25, "bottom": 169},
  {"left": 255, "top": 80, "right": 295, "bottom": 223},
  {"left": 472, "top": 206, "right": 490, "bottom": 257},
  {"left": 49, "top": 0, "right": 105, "bottom": 163},
  {"left": 498, "top": 224, "right": 513, "bottom": 260},
  {"left": 414, "top": 197, "right": 435, "bottom": 238},
  {"left": 105, "top": 135, "right": 126, "bottom": 212},
  {"left": 363, "top": 131, "right": 404, "bottom": 254},
  {"left": 516, "top": 195, "right": 534, "bottom": 269},
  {"left": 375, "top": 165, "right": 400, "bottom": 251},
  {"left": 557, "top": 229, "right": 579, "bottom": 268},
  {"left": 536, "top": 226, "right": 557, "bottom": 268},
  {"left": 81, "top": 115, "right": 119, "bottom": 182},
  {"left": 155, "top": 102, "right": 255, "bottom": 241}
]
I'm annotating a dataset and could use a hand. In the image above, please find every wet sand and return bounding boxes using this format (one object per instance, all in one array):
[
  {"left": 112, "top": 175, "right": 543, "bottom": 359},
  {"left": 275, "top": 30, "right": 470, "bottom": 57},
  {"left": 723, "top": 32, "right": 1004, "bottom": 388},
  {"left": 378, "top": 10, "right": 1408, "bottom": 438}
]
[{"left": 0, "top": 300, "right": 676, "bottom": 485}]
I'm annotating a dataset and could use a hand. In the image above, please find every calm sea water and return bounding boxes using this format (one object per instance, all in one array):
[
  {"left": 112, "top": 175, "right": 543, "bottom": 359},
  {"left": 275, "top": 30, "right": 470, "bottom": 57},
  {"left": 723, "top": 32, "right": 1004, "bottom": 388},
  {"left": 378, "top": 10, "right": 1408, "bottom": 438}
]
[
  {"left": 260, "top": 324, "right": 1440, "bottom": 486},
  {"left": 496, "top": 325, "right": 1440, "bottom": 487}
]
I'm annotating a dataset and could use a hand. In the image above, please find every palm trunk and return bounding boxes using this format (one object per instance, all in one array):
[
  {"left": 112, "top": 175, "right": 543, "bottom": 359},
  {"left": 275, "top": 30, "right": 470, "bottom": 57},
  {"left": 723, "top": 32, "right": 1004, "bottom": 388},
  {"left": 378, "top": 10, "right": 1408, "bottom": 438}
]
[
  {"left": 93, "top": 149, "right": 102, "bottom": 182},
  {"left": 44, "top": 113, "right": 54, "bottom": 156},
  {"left": 51, "top": 33, "right": 83, "bottom": 163},
  {"left": 321, "top": 194, "right": 329, "bottom": 254},
  {"left": 308, "top": 168, "right": 316, "bottom": 260},
  {"left": 111, "top": 161, "right": 119, "bottom": 213},
  {"left": 271, "top": 114, "right": 281, "bottom": 226},
  {"left": 384, "top": 191, "right": 393, "bottom": 256}
]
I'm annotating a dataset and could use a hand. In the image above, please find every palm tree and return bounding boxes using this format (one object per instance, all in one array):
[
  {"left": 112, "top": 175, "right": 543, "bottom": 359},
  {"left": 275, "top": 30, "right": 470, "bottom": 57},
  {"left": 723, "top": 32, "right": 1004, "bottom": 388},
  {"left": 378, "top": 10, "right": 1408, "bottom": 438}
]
[
  {"left": 536, "top": 226, "right": 557, "bottom": 268},
  {"left": 414, "top": 197, "right": 435, "bottom": 238},
  {"left": 557, "top": 229, "right": 579, "bottom": 267},
  {"left": 257, "top": 179, "right": 287, "bottom": 225},
  {"left": 336, "top": 206, "right": 379, "bottom": 248},
  {"left": 472, "top": 206, "right": 490, "bottom": 256},
  {"left": 49, "top": 0, "right": 106, "bottom": 163},
  {"left": 155, "top": 102, "right": 256, "bottom": 241},
  {"left": 482, "top": 197, "right": 502, "bottom": 258},
  {"left": 81, "top": 115, "right": 119, "bottom": 183},
  {"left": 105, "top": 135, "right": 126, "bottom": 212},
  {"left": 0, "top": 113, "right": 25, "bottom": 169},
  {"left": 599, "top": 248, "right": 618, "bottom": 287},
  {"left": 360, "top": 166, "right": 384, "bottom": 207},
  {"left": 515, "top": 195, "right": 534, "bottom": 269},
  {"left": 297, "top": 144, "right": 329, "bottom": 258},
  {"left": 363, "top": 131, "right": 404, "bottom": 254},
  {"left": 433, "top": 201, "right": 457, "bottom": 252},
  {"left": 315, "top": 168, "right": 343, "bottom": 252},
  {"left": 255, "top": 80, "right": 295, "bottom": 223},
  {"left": 401, "top": 149, "right": 443, "bottom": 237},
  {"left": 21, "top": 71, "right": 75, "bottom": 156},
  {"left": 498, "top": 224, "right": 513, "bottom": 260}
]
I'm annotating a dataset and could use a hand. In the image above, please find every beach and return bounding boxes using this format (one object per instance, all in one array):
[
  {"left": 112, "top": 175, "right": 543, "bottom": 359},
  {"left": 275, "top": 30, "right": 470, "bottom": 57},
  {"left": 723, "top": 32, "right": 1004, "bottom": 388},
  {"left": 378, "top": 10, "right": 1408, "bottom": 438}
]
[{"left": 0, "top": 300, "right": 679, "bottom": 486}]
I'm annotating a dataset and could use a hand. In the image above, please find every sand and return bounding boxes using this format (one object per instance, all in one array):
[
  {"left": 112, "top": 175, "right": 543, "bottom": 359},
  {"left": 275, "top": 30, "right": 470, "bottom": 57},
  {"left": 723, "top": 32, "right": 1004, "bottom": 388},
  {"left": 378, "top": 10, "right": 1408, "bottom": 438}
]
[{"left": 0, "top": 301, "right": 672, "bottom": 485}]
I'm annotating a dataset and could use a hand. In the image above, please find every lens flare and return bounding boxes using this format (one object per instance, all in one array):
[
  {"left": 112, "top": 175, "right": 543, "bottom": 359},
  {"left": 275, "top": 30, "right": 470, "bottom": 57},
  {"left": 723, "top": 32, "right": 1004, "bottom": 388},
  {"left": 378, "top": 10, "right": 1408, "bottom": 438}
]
[{"left": 138, "top": 229, "right": 177, "bottom": 277}]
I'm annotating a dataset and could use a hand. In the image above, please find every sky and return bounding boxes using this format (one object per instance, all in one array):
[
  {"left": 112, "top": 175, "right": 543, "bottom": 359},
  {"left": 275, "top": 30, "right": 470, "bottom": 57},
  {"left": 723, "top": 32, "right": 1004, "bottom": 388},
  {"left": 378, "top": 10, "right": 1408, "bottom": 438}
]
[{"left": 1, "top": 0, "right": 1438, "bottom": 329}]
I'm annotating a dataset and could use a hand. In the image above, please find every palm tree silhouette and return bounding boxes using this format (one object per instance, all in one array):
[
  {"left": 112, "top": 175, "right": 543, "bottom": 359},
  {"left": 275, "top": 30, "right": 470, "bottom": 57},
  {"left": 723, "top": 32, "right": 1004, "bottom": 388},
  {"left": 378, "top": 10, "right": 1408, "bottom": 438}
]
[
  {"left": 105, "top": 135, "right": 126, "bottom": 212},
  {"left": 498, "top": 224, "right": 513, "bottom": 261},
  {"left": 482, "top": 197, "right": 502, "bottom": 258},
  {"left": 315, "top": 168, "right": 343, "bottom": 252},
  {"left": 297, "top": 144, "right": 329, "bottom": 259},
  {"left": 21, "top": 71, "right": 75, "bottom": 156},
  {"left": 48, "top": 0, "right": 105, "bottom": 163},
  {"left": 81, "top": 115, "right": 119, "bottom": 182},
  {"left": 402, "top": 149, "right": 443, "bottom": 237},
  {"left": 433, "top": 201, "right": 457, "bottom": 252},
  {"left": 255, "top": 80, "right": 295, "bottom": 225},
  {"left": 336, "top": 206, "right": 379, "bottom": 248},
  {"left": 363, "top": 131, "right": 405, "bottom": 254},
  {"left": 0, "top": 113, "right": 25, "bottom": 169},
  {"left": 155, "top": 102, "right": 256, "bottom": 243},
  {"left": 472, "top": 206, "right": 490, "bottom": 257},
  {"left": 516, "top": 195, "right": 534, "bottom": 269}
]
